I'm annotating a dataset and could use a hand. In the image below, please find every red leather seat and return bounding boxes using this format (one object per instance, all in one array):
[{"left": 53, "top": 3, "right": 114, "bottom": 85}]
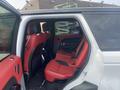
[
  {"left": 45, "top": 39, "right": 89, "bottom": 82},
  {"left": 45, "top": 60, "right": 76, "bottom": 82},
  {"left": 24, "top": 34, "right": 48, "bottom": 75}
]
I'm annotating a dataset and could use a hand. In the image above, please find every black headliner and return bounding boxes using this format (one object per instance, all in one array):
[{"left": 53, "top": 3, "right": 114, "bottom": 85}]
[{"left": 20, "top": 7, "right": 120, "bottom": 15}]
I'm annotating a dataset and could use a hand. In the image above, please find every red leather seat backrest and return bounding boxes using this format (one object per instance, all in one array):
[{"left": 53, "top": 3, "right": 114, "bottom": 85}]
[
  {"left": 27, "top": 34, "right": 47, "bottom": 48},
  {"left": 25, "top": 34, "right": 48, "bottom": 58},
  {"left": 54, "top": 36, "right": 89, "bottom": 68},
  {"left": 24, "top": 34, "right": 47, "bottom": 72}
]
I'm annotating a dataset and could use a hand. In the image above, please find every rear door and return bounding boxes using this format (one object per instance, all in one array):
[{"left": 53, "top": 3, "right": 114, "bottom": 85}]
[{"left": 0, "top": 1, "right": 23, "bottom": 90}]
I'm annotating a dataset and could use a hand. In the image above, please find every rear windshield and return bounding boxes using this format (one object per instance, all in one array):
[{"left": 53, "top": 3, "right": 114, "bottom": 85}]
[{"left": 84, "top": 12, "right": 120, "bottom": 51}]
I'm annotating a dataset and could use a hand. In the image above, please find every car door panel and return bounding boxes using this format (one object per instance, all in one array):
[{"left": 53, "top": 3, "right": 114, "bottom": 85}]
[
  {"left": 0, "top": 55, "right": 22, "bottom": 90},
  {"left": 0, "top": 1, "right": 23, "bottom": 90},
  {"left": 3, "top": 77, "right": 21, "bottom": 90}
]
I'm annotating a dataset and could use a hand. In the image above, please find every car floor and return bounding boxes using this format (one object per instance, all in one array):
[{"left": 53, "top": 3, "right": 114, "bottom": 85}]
[
  {"left": 27, "top": 68, "right": 65, "bottom": 90},
  {"left": 27, "top": 69, "right": 44, "bottom": 90}
]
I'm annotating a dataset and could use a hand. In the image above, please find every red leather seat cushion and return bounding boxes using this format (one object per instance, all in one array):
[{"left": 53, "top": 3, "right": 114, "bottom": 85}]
[{"left": 45, "top": 60, "right": 76, "bottom": 82}]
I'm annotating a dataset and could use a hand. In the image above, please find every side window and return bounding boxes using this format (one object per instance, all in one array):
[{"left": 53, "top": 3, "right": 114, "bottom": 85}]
[
  {"left": 54, "top": 20, "right": 82, "bottom": 52},
  {"left": 55, "top": 21, "right": 80, "bottom": 35},
  {"left": 84, "top": 13, "right": 120, "bottom": 51},
  {"left": 0, "top": 6, "right": 18, "bottom": 60}
]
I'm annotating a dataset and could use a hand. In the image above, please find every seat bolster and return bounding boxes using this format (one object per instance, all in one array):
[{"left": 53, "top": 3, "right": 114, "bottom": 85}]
[{"left": 74, "top": 40, "right": 89, "bottom": 67}]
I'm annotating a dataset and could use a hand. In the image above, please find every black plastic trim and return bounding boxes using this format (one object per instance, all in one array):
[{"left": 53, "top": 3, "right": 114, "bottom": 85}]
[
  {"left": 71, "top": 81, "right": 98, "bottom": 90},
  {"left": 11, "top": 18, "right": 21, "bottom": 54}
]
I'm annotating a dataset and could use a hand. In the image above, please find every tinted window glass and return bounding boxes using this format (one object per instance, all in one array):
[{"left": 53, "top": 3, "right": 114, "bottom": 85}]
[
  {"left": 0, "top": 6, "right": 18, "bottom": 60},
  {"left": 84, "top": 13, "right": 120, "bottom": 51}
]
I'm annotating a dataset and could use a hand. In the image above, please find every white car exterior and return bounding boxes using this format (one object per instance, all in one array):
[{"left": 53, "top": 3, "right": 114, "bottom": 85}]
[
  {"left": 0, "top": 0, "right": 120, "bottom": 89},
  {"left": 17, "top": 14, "right": 103, "bottom": 90}
]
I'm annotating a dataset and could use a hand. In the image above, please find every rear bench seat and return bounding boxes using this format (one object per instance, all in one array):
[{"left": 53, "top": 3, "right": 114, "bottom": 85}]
[{"left": 45, "top": 38, "right": 89, "bottom": 82}]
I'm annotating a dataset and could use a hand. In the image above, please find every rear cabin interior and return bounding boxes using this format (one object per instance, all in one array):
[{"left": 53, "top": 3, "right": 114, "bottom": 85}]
[{"left": 23, "top": 18, "right": 89, "bottom": 90}]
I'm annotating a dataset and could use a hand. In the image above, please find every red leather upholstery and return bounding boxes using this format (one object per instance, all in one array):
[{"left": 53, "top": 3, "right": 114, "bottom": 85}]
[
  {"left": 45, "top": 60, "right": 76, "bottom": 82},
  {"left": 45, "top": 39, "right": 89, "bottom": 82},
  {"left": 74, "top": 41, "right": 89, "bottom": 67},
  {"left": 0, "top": 55, "right": 23, "bottom": 90},
  {"left": 24, "top": 34, "right": 48, "bottom": 73}
]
